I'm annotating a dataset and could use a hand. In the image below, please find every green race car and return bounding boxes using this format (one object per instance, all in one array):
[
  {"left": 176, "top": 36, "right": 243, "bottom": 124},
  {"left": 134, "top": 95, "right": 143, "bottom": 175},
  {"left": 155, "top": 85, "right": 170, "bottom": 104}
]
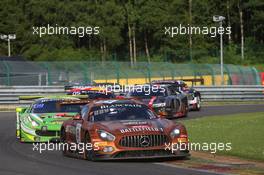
[{"left": 16, "top": 96, "right": 87, "bottom": 142}]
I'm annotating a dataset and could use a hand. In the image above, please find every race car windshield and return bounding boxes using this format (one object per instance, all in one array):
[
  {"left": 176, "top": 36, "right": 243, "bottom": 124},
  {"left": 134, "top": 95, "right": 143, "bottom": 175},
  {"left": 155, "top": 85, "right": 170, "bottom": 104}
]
[
  {"left": 128, "top": 89, "right": 165, "bottom": 97},
  {"left": 32, "top": 101, "right": 81, "bottom": 113},
  {"left": 90, "top": 106, "right": 156, "bottom": 122}
]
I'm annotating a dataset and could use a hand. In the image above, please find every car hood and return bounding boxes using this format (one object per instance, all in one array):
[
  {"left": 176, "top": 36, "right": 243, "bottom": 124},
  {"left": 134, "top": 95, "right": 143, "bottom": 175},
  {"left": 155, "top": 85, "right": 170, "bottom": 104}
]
[
  {"left": 94, "top": 119, "right": 177, "bottom": 135},
  {"left": 30, "top": 113, "right": 77, "bottom": 124}
]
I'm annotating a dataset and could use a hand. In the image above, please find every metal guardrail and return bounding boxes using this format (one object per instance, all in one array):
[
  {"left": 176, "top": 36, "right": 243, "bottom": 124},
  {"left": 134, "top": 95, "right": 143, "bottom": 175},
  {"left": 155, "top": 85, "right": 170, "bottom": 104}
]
[
  {"left": 195, "top": 85, "right": 264, "bottom": 101},
  {"left": 0, "top": 85, "right": 263, "bottom": 105},
  {"left": 0, "top": 86, "right": 64, "bottom": 104}
]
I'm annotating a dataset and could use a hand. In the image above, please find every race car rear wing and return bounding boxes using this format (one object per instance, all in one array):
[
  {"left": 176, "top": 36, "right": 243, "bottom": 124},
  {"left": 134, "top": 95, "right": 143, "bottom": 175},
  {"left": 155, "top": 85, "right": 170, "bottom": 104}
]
[
  {"left": 59, "top": 100, "right": 90, "bottom": 105},
  {"left": 151, "top": 78, "right": 204, "bottom": 86},
  {"left": 18, "top": 95, "right": 88, "bottom": 100},
  {"left": 180, "top": 78, "right": 204, "bottom": 86},
  {"left": 18, "top": 95, "right": 44, "bottom": 100},
  {"left": 64, "top": 85, "right": 93, "bottom": 91}
]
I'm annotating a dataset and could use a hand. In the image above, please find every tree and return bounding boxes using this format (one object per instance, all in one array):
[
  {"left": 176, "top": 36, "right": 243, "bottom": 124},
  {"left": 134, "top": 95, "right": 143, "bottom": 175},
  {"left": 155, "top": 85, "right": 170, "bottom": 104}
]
[{"left": 0, "top": 0, "right": 262, "bottom": 64}]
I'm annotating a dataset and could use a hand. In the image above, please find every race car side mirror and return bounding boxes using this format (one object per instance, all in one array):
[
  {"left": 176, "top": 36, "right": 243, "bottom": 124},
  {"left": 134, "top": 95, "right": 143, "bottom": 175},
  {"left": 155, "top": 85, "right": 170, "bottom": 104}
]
[
  {"left": 73, "top": 114, "right": 82, "bottom": 120},
  {"left": 16, "top": 107, "right": 26, "bottom": 113}
]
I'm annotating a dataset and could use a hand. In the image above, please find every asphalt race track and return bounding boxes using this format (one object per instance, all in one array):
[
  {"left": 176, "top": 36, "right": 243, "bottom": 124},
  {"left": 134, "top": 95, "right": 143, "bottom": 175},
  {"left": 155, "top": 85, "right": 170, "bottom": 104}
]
[
  {"left": 0, "top": 104, "right": 263, "bottom": 175},
  {"left": 184, "top": 104, "right": 264, "bottom": 120}
]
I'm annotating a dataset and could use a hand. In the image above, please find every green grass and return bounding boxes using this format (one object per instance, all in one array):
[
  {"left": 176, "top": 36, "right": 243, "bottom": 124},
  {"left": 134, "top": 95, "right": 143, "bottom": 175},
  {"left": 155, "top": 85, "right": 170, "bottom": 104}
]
[{"left": 182, "top": 112, "right": 264, "bottom": 161}]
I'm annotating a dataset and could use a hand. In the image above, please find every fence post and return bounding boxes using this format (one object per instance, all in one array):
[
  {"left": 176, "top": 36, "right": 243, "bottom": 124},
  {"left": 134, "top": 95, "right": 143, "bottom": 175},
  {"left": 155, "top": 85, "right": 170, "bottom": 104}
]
[
  {"left": 45, "top": 72, "right": 48, "bottom": 86},
  {"left": 114, "top": 61, "right": 120, "bottom": 84},
  {"left": 251, "top": 67, "right": 261, "bottom": 85},
  {"left": 3, "top": 61, "right": 10, "bottom": 86},
  {"left": 224, "top": 65, "right": 232, "bottom": 85},
  {"left": 43, "top": 62, "right": 51, "bottom": 85},
  {"left": 90, "top": 72, "right": 94, "bottom": 83},
  {"left": 147, "top": 62, "right": 151, "bottom": 83},
  {"left": 38, "top": 73, "right": 42, "bottom": 86}
]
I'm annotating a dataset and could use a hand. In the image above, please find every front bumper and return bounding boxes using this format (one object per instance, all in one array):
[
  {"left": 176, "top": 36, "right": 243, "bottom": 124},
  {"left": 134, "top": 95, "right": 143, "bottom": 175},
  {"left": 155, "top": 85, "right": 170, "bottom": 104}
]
[
  {"left": 188, "top": 97, "right": 197, "bottom": 105},
  {"left": 188, "top": 97, "right": 197, "bottom": 106},
  {"left": 20, "top": 128, "right": 60, "bottom": 142},
  {"left": 153, "top": 107, "right": 186, "bottom": 118},
  {"left": 91, "top": 138, "right": 190, "bottom": 160},
  {"left": 93, "top": 149, "right": 190, "bottom": 160}
]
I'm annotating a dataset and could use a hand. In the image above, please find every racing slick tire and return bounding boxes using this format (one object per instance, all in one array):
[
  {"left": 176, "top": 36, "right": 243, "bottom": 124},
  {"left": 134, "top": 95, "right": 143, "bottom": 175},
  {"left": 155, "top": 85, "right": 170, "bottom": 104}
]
[
  {"left": 83, "top": 132, "right": 95, "bottom": 161},
  {"left": 16, "top": 115, "right": 20, "bottom": 139},
  {"left": 18, "top": 123, "right": 24, "bottom": 143},
  {"left": 19, "top": 127, "right": 23, "bottom": 142},
  {"left": 182, "top": 103, "right": 188, "bottom": 117},
  {"left": 61, "top": 128, "right": 70, "bottom": 157},
  {"left": 194, "top": 96, "right": 201, "bottom": 111}
]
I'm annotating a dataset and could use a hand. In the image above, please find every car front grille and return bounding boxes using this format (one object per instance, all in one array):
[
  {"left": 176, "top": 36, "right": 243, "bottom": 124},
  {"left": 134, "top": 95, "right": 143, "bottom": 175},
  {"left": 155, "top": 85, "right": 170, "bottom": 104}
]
[
  {"left": 119, "top": 134, "right": 168, "bottom": 148},
  {"left": 114, "top": 150, "right": 173, "bottom": 158},
  {"left": 35, "top": 130, "right": 58, "bottom": 136}
]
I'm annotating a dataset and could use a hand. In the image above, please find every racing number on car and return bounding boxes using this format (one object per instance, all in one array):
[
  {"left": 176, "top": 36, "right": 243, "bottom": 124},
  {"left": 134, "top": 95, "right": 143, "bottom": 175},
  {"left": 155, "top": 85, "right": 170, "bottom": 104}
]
[{"left": 76, "top": 123, "right": 82, "bottom": 143}]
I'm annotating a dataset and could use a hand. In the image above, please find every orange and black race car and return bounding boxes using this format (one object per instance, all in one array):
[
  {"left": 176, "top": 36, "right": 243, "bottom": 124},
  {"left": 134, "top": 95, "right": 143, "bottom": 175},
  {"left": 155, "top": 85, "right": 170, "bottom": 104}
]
[
  {"left": 124, "top": 84, "right": 189, "bottom": 118},
  {"left": 60, "top": 99, "right": 189, "bottom": 160},
  {"left": 151, "top": 80, "right": 201, "bottom": 111}
]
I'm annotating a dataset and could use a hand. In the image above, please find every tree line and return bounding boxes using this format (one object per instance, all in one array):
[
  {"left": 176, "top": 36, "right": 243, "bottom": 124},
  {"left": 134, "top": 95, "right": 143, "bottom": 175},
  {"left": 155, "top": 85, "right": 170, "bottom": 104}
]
[{"left": 0, "top": 0, "right": 263, "bottom": 65}]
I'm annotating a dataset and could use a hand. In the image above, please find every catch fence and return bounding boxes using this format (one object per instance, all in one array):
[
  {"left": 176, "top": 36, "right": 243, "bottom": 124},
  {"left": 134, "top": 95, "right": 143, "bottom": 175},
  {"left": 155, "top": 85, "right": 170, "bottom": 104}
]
[{"left": 0, "top": 61, "right": 261, "bottom": 86}]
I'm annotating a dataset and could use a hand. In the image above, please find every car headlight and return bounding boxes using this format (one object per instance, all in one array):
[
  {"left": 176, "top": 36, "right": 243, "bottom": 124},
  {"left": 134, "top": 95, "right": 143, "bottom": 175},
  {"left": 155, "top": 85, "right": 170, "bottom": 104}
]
[
  {"left": 98, "top": 130, "right": 115, "bottom": 141},
  {"left": 170, "top": 128, "right": 180, "bottom": 138},
  {"left": 31, "top": 120, "right": 39, "bottom": 127},
  {"left": 27, "top": 116, "right": 39, "bottom": 127}
]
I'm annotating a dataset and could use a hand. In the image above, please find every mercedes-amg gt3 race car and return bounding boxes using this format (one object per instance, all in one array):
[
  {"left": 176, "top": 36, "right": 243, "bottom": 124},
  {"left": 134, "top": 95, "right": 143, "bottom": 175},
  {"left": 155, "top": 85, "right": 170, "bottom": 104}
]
[
  {"left": 152, "top": 80, "right": 201, "bottom": 111},
  {"left": 16, "top": 96, "right": 88, "bottom": 142},
  {"left": 124, "top": 84, "right": 188, "bottom": 118},
  {"left": 60, "top": 99, "right": 189, "bottom": 160}
]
